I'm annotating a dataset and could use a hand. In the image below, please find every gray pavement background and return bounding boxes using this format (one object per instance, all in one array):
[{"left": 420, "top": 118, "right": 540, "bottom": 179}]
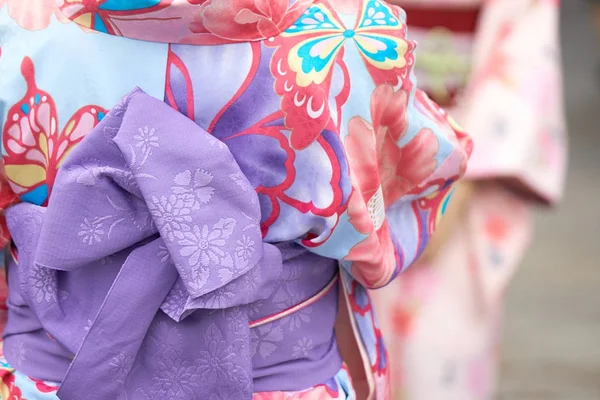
[{"left": 498, "top": 1, "right": 600, "bottom": 399}]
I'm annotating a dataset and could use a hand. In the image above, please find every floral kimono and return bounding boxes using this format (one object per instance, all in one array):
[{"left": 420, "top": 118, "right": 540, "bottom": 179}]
[
  {"left": 370, "top": 0, "right": 567, "bottom": 399},
  {"left": 0, "top": 1, "right": 471, "bottom": 399}
]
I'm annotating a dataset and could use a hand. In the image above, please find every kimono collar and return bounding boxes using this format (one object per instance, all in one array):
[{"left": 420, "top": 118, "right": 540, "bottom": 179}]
[{"left": 55, "top": 0, "right": 315, "bottom": 45}]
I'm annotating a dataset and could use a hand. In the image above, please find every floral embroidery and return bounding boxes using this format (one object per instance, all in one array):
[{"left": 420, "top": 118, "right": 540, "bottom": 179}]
[
  {"left": 292, "top": 337, "right": 313, "bottom": 359},
  {"left": 281, "top": 297, "right": 312, "bottom": 331},
  {"left": 29, "top": 264, "right": 57, "bottom": 304},
  {"left": 108, "top": 353, "right": 134, "bottom": 381},
  {"left": 251, "top": 323, "right": 284, "bottom": 359},
  {"left": 235, "top": 235, "right": 255, "bottom": 262},
  {"left": 151, "top": 352, "right": 200, "bottom": 398},
  {"left": 134, "top": 126, "right": 159, "bottom": 163},
  {"left": 148, "top": 195, "right": 192, "bottom": 242},
  {"left": 77, "top": 217, "right": 106, "bottom": 245},
  {"left": 225, "top": 307, "right": 247, "bottom": 337},
  {"left": 242, "top": 268, "right": 261, "bottom": 292},
  {"left": 6, "top": 340, "right": 26, "bottom": 364},
  {"left": 197, "top": 324, "right": 239, "bottom": 383},
  {"left": 178, "top": 218, "right": 236, "bottom": 273},
  {"left": 172, "top": 169, "right": 215, "bottom": 211},
  {"left": 194, "top": 284, "right": 236, "bottom": 309}
]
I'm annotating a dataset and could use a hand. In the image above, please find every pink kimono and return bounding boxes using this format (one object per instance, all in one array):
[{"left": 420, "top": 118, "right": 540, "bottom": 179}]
[{"left": 371, "top": 0, "right": 567, "bottom": 399}]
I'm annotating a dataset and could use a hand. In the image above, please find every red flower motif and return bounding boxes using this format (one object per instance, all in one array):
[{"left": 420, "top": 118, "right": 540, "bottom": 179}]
[
  {"left": 484, "top": 214, "right": 509, "bottom": 242},
  {"left": 343, "top": 85, "right": 439, "bottom": 287},
  {"left": 188, "top": 0, "right": 312, "bottom": 42},
  {"left": 29, "top": 378, "right": 59, "bottom": 393},
  {"left": 1, "top": 0, "right": 69, "bottom": 31},
  {"left": 346, "top": 86, "right": 439, "bottom": 208}
]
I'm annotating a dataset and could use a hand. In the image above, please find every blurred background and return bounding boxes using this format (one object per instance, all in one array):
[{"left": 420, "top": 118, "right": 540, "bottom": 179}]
[{"left": 498, "top": 1, "right": 600, "bottom": 398}]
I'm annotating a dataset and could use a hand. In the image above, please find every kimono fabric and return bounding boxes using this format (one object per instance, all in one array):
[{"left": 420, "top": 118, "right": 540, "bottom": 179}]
[
  {"left": 371, "top": 0, "right": 567, "bottom": 399},
  {"left": 0, "top": 0, "right": 472, "bottom": 398}
]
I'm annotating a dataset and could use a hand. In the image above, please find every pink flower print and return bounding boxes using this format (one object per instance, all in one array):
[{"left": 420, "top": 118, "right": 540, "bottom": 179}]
[
  {"left": 343, "top": 85, "right": 439, "bottom": 287},
  {"left": 2, "top": 0, "right": 69, "bottom": 31},
  {"left": 188, "top": 0, "right": 312, "bottom": 42}
]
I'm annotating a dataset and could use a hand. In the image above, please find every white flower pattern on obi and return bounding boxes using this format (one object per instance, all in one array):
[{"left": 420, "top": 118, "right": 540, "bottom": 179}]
[
  {"left": 235, "top": 235, "right": 255, "bottom": 262},
  {"left": 148, "top": 195, "right": 192, "bottom": 242},
  {"left": 134, "top": 126, "right": 159, "bottom": 162},
  {"left": 242, "top": 268, "right": 260, "bottom": 292},
  {"left": 30, "top": 264, "right": 58, "bottom": 303},
  {"left": 151, "top": 353, "right": 200, "bottom": 398},
  {"left": 109, "top": 353, "right": 134, "bottom": 381},
  {"left": 8, "top": 340, "right": 27, "bottom": 364},
  {"left": 197, "top": 324, "right": 238, "bottom": 383},
  {"left": 172, "top": 169, "right": 215, "bottom": 211},
  {"left": 186, "top": 272, "right": 210, "bottom": 296},
  {"left": 3, "top": 88, "right": 279, "bottom": 400},
  {"left": 148, "top": 320, "right": 184, "bottom": 352},
  {"left": 292, "top": 337, "right": 314, "bottom": 359},
  {"left": 78, "top": 217, "right": 105, "bottom": 245},
  {"left": 282, "top": 300, "right": 313, "bottom": 331},
  {"left": 251, "top": 324, "right": 284, "bottom": 359},
  {"left": 178, "top": 219, "right": 236, "bottom": 271},
  {"left": 225, "top": 307, "right": 246, "bottom": 337}
]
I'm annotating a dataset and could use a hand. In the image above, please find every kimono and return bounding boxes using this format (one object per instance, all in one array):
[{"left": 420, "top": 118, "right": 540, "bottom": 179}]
[
  {"left": 370, "top": 0, "right": 567, "bottom": 399},
  {"left": 0, "top": 1, "right": 472, "bottom": 399}
]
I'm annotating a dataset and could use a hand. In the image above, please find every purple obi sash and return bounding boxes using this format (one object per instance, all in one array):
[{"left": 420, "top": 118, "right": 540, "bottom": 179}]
[{"left": 3, "top": 89, "right": 340, "bottom": 399}]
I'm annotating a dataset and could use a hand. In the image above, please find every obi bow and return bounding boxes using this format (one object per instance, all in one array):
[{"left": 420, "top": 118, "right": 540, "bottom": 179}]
[{"left": 6, "top": 89, "right": 282, "bottom": 400}]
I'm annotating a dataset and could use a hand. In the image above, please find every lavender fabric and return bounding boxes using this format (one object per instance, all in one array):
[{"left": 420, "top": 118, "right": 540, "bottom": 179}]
[{"left": 5, "top": 88, "right": 284, "bottom": 399}]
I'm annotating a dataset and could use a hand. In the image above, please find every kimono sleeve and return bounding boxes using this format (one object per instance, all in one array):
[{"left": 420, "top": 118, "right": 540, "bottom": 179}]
[
  {"left": 462, "top": 0, "right": 566, "bottom": 205},
  {"left": 302, "top": 85, "right": 472, "bottom": 289}
]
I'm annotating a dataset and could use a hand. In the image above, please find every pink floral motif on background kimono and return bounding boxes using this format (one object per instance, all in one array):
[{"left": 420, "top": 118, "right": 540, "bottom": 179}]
[
  {"left": 371, "top": 0, "right": 567, "bottom": 399},
  {"left": 0, "top": 0, "right": 66, "bottom": 31}
]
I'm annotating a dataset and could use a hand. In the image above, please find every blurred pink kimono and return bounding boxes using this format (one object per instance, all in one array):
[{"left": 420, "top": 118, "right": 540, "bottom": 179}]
[{"left": 371, "top": 0, "right": 567, "bottom": 399}]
